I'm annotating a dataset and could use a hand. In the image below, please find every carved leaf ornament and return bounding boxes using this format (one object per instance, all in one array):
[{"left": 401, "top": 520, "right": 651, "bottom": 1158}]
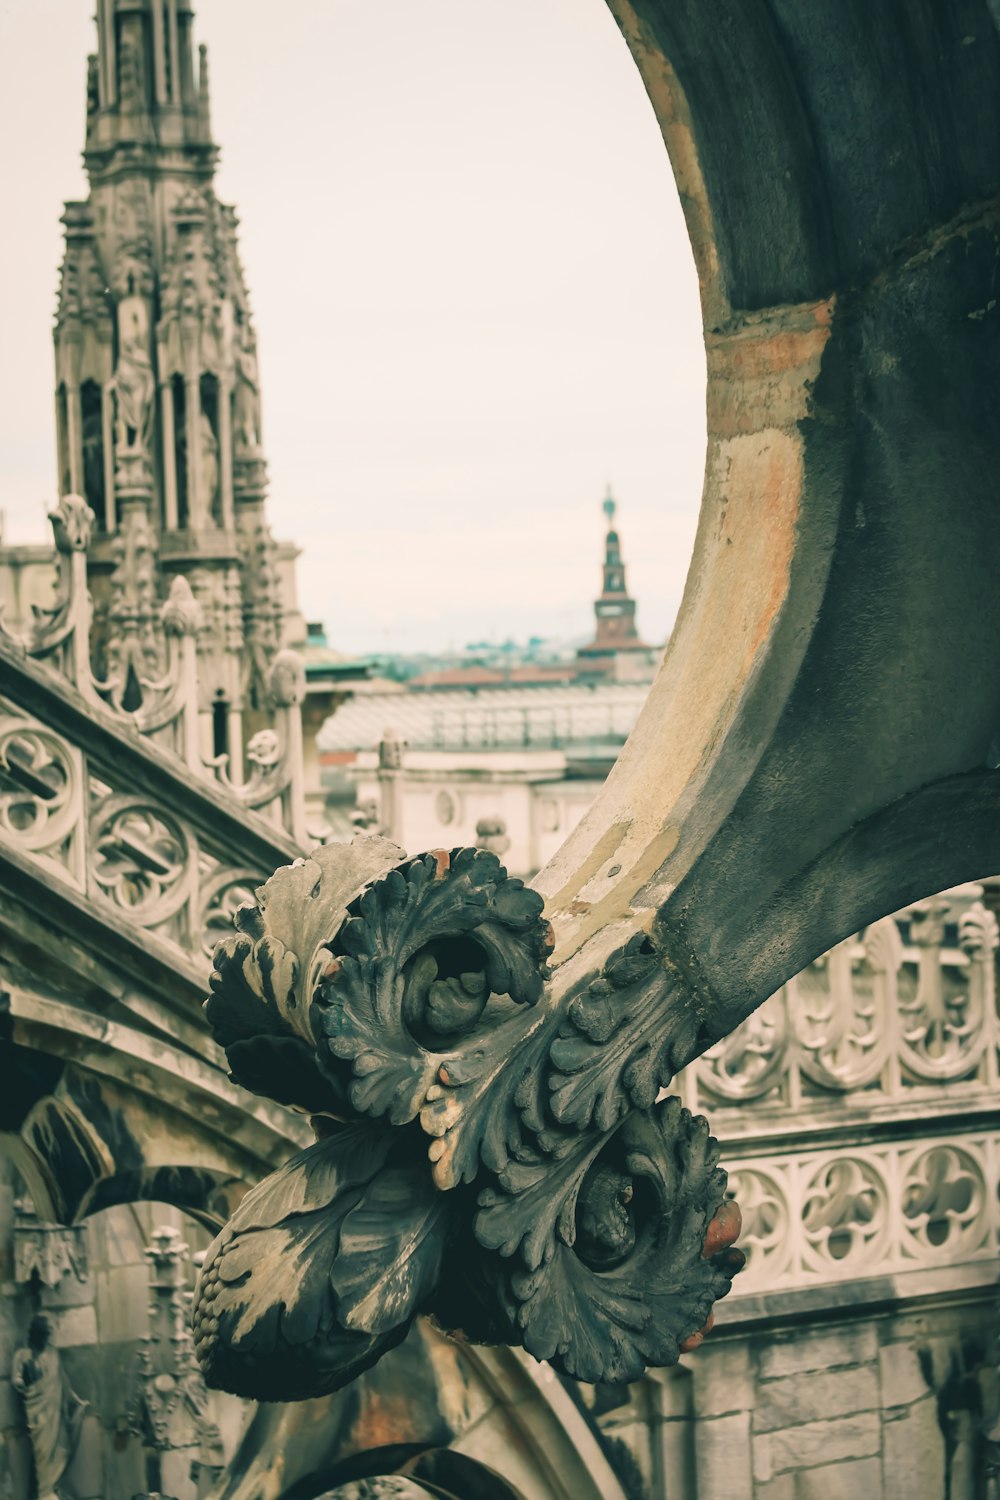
[{"left": 194, "top": 838, "right": 742, "bottom": 1399}]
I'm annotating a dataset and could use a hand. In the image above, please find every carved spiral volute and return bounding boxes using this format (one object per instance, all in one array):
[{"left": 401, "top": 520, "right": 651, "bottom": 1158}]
[{"left": 194, "top": 837, "right": 741, "bottom": 1399}]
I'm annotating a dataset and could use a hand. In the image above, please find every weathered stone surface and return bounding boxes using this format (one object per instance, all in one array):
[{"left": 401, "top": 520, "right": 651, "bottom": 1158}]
[
  {"left": 758, "top": 1326, "right": 877, "bottom": 1380},
  {"left": 690, "top": 1339, "right": 753, "bottom": 1417},
  {"left": 755, "top": 1365, "right": 879, "bottom": 1433},
  {"left": 879, "top": 1340, "right": 932, "bottom": 1408},
  {"left": 795, "top": 1457, "right": 882, "bottom": 1499},
  {"left": 694, "top": 1411, "right": 752, "bottom": 1500},
  {"left": 882, "top": 1394, "right": 945, "bottom": 1500},
  {"left": 93, "top": 1264, "right": 150, "bottom": 1344},
  {"left": 48, "top": 1303, "right": 97, "bottom": 1348},
  {"left": 0, "top": 1375, "right": 20, "bottom": 1428},
  {"left": 754, "top": 1478, "right": 794, "bottom": 1500},
  {"left": 758, "top": 1413, "right": 880, "bottom": 1477}
]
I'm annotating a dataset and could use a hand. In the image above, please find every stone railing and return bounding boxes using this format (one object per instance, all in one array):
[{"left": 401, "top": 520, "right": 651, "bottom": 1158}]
[
  {"left": 673, "top": 885, "right": 1000, "bottom": 1298},
  {"left": 722, "top": 1131, "right": 996, "bottom": 1293},
  {"left": 0, "top": 495, "right": 307, "bottom": 845},
  {"left": 0, "top": 639, "right": 299, "bottom": 985}
]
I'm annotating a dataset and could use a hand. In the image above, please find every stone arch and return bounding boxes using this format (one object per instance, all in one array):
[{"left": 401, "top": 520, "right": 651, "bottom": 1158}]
[
  {"left": 539, "top": 0, "right": 1000, "bottom": 1041},
  {"left": 211, "top": 1324, "right": 628, "bottom": 1500},
  {"left": 2, "top": 990, "right": 302, "bottom": 1226}
]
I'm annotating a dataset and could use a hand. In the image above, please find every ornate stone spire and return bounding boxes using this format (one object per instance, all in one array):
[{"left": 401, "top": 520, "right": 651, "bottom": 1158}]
[{"left": 54, "top": 0, "right": 283, "bottom": 762}]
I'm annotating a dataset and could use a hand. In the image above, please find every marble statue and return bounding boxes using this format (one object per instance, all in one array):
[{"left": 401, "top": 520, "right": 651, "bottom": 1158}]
[
  {"left": 111, "top": 297, "right": 155, "bottom": 459},
  {"left": 11, "top": 1316, "right": 88, "bottom": 1500},
  {"left": 233, "top": 339, "right": 261, "bottom": 456},
  {"left": 199, "top": 413, "right": 219, "bottom": 515}
]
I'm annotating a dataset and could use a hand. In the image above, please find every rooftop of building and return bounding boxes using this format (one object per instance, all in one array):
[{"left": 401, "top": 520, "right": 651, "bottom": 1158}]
[{"left": 318, "top": 679, "right": 652, "bottom": 755}]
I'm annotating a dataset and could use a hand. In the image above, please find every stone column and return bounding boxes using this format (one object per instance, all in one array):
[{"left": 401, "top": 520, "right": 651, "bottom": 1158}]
[
  {"left": 99, "top": 0, "right": 116, "bottom": 106},
  {"left": 167, "top": 0, "right": 181, "bottom": 106},
  {"left": 101, "top": 380, "right": 116, "bottom": 534},
  {"left": 59, "top": 328, "right": 85, "bottom": 497},
  {"left": 150, "top": 0, "right": 168, "bottom": 105},
  {"left": 377, "top": 728, "right": 405, "bottom": 845},
  {"left": 160, "top": 379, "right": 179, "bottom": 531},
  {"left": 65, "top": 387, "right": 84, "bottom": 497},
  {"left": 183, "top": 368, "right": 202, "bottom": 530},
  {"left": 217, "top": 377, "right": 234, "bottom": 532}
]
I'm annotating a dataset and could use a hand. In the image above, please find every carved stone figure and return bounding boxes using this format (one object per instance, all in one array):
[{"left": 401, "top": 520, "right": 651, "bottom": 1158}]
[
  {"left": 161, "top": 576, "right": 203, "bottom": 639},
  {"left": 11, "top": 1315, "right": 88, "bottom": 1500},
  {"left": 198, "top": 412, "right": 219, "bottom": 516},
  {"left": 111, "top": 297, "right": 155, "bottom": 462},
  {"left": 233, "top": 339, "right": 261, "bottom": 457},
  {"left": 246, "top": 729, "right": 280, "bottom": 772},
  {"left": 268, "top": 650, "right": 305, "bottom": 708},
  {"left": 49, "top": 495, "right": 95, "bottom": 556}
]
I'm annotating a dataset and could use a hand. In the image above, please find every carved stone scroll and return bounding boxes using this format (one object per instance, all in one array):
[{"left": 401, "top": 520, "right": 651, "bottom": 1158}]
[{"left": 194, "top": 838, "right": 743, "bottom": 1396}]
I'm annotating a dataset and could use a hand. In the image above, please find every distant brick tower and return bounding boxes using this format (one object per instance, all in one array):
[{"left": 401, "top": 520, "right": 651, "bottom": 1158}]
[
  {"left": 576, "top": 490, "right": 653, "bottom": 678},
  {"left": 53, "top": 0, "right": 283, "bottom": 759}
]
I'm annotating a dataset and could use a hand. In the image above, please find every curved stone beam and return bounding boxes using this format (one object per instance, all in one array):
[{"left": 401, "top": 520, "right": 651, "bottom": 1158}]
[
  {"left": 194, "top": 1, "right": 1000, "bottom": 1399},
  {"left": 2, "top": 988, "right": 305, "bottom": 1223},
  {"left": 203, "top": 1320, "right": 629, "bottom": 1500},
  {"left": 552, "top": 0, "right": 1000, "bottom": 1037}
]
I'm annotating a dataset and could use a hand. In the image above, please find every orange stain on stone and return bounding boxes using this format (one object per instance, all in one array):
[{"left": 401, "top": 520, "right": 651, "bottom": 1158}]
[{"left": 349, "top": 1391, "right": 422, "bottom": 1452}]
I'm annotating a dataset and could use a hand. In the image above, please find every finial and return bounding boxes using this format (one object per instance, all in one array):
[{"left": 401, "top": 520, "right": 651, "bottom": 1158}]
[
  {"left": 198, "top": 44, "right": 212, "bottom": 136},
  {"left": 602, "top": 486, "right": 616, "bottom": 527}
]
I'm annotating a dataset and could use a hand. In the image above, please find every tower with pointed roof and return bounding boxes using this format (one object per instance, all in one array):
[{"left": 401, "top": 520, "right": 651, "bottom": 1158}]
[
  {"left": 576, "top": 489, "right": 655, "bottom": 679},
  {"left": 53, "top": 0, "right": 282, "bottom": 760}
]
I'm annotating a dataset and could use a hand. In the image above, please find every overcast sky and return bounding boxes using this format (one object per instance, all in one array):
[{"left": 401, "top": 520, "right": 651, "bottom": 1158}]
[{"left": 0, "top": 0, "right": 706, "bottom": 656}]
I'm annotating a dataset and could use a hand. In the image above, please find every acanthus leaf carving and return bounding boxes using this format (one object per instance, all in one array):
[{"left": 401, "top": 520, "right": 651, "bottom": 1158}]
[
  {"left": 193, "top": 1121, "right": 423, "bottom": 1401},
  {"left": 330, "top": 1164, "right": 451, "bottom": 1337},
  {"left": 547, "top": 934, "right": 703, "bottom": 1131},
  {"left": 314, "top": 846, "right": 551, "bottom": 1138},
  {"left": 205, "top": 841, "right": 406, "bottom": 1117},
  {"left": 482, "top": 1100, "right": 736, "bottom": 1383},
  {"left": 418, "top": 1005, "right": 551, "bottom": 1188},
  {"left": 195, "top": 838, "right": 744, "bottom": 1395}
]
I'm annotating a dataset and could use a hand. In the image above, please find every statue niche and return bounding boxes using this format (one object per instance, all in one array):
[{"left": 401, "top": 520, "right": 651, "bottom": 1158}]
[
  {"left": 199, "top": 376, "right": 221, "bottom": 525},
  {"left": 11, "top": 1315, "right": 88, "bottom": 1500},
  {"left": 80, "top": 382, "right": 106, "bottom": 530},
  {"left": 233, "top": 336, "right": 261, "bottom": 459},
  {"left": 172, "top": 374, "right": 189, "bottom": 527},
  {"left": 111, "top": 295, "right": 155, "bottom": 475}
]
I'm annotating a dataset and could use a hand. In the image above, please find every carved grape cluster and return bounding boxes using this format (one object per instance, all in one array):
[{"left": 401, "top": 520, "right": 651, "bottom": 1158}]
[{"left": 196, "top": 838, "right": 741, "bottom": 1398}]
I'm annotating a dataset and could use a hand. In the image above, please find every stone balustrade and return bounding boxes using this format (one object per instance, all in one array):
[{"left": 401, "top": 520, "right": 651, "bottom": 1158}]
[{"left": 674, "top": 884, "right": 999, "bottom": 1300}]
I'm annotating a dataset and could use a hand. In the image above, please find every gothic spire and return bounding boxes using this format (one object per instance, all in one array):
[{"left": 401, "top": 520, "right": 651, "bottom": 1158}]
[
  {"left": 87, "top": 0, "right": 214, "bottom": 155},
  {"left": 53, "top": 0, "right": 281, "bottom": 766}
]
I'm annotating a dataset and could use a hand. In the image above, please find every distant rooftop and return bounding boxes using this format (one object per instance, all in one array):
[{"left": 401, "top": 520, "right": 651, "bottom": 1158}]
[
  {"left": 406, "top": 663, "right": 580, "bottom": 690},
  {"left": 318, "top": 681, "right": 651, "bottom": 754}
]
